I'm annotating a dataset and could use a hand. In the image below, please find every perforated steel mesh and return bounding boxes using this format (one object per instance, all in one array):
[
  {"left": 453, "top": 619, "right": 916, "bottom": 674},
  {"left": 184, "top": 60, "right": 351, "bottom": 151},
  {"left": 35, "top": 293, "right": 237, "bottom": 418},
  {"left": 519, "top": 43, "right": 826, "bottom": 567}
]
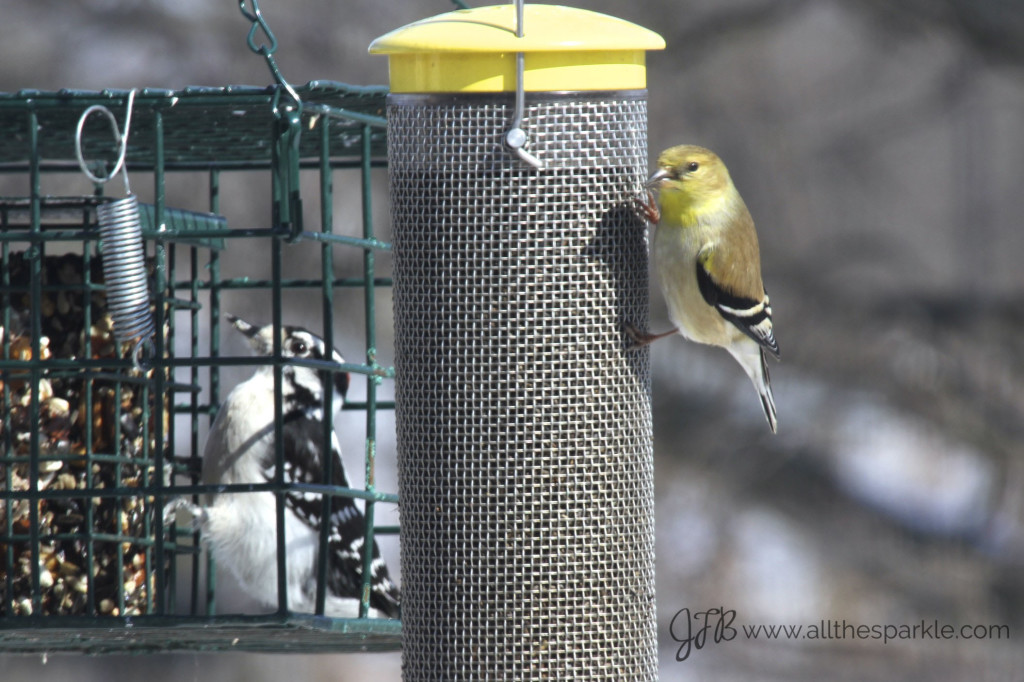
[{"left": 389, "top": 92, "right": 655, "bottom": 680}]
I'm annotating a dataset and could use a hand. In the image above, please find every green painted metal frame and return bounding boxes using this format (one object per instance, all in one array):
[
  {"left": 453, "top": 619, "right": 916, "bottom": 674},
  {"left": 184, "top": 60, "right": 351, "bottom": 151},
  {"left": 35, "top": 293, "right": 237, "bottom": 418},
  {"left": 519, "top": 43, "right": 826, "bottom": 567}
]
[{"left": 0, "top": 83, "right": 400, "bottom": 653}]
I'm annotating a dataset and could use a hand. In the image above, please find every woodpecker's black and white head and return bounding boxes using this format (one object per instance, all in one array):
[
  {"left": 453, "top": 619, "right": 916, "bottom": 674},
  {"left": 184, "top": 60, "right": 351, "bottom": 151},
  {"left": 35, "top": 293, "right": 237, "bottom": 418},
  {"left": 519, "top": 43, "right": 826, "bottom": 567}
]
[{"left": 227, "top": 314, "right": 350, "bottom": 414}]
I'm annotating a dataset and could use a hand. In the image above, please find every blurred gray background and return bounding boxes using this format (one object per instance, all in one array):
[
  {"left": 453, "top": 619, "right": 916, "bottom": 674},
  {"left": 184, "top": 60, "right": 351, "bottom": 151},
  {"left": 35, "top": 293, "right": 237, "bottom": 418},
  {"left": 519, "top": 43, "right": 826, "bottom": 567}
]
[{"left": 3, "top": 0, "right": 1024, "bottom": 679}]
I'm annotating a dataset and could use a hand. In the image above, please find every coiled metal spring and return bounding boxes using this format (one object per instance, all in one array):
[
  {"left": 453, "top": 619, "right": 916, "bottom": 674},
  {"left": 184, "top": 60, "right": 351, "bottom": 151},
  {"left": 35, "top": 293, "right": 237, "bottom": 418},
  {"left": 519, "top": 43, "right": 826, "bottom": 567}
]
[
  {"left": 75, "top": 90, "right": 155, "bottom": 362},
  {"left": 95, "top": 194, "right": 155, "bottom": 345}
]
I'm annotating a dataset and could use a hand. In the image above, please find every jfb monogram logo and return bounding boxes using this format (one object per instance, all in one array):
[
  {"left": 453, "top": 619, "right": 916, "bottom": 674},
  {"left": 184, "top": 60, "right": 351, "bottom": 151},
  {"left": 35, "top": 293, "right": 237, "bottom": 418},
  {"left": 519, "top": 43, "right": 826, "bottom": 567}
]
[{"left": 669, "top": 607, "right": 738, "bottom": 661}]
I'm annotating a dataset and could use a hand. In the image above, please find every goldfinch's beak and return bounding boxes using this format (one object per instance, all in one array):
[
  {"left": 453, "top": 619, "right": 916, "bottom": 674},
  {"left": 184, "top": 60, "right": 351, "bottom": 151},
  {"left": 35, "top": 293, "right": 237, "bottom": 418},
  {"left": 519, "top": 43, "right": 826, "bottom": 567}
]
[{"left": 645, "top": 169, "right": 670, "bottom": 188}]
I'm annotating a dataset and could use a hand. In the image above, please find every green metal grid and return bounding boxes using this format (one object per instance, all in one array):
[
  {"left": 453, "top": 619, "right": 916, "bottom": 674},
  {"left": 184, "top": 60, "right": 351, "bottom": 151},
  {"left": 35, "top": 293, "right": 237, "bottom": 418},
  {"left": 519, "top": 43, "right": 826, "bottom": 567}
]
[
  {"left": 0, "top": 82, "right": 399, "bottom": 653},
  {"left": 0, "top": 83, "right": 387, "bottom": 166}
]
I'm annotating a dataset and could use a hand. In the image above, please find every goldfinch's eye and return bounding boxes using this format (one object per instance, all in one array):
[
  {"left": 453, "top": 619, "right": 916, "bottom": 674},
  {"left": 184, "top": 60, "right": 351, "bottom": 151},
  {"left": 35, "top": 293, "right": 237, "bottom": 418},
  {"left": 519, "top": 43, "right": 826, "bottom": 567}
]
[{"left": 687, "top": 161, "right": 700, "bottom": 172}]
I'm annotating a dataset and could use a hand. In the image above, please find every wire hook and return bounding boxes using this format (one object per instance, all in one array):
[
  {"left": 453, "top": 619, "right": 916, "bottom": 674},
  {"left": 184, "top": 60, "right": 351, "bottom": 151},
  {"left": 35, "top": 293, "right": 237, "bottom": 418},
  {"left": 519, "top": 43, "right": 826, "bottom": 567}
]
[
  {"left": 75, "top": 89, "right": 137, "bottom": 194},
  {"left": 505, "top": 0, "right": 543, "bottom": 169}
]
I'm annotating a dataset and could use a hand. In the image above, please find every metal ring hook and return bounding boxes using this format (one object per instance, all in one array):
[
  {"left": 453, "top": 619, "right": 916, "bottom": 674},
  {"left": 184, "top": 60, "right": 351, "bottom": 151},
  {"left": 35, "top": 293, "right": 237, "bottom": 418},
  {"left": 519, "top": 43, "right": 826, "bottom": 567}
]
[{"left": 75, "top": 89, "right": 137, "bottom": 195}]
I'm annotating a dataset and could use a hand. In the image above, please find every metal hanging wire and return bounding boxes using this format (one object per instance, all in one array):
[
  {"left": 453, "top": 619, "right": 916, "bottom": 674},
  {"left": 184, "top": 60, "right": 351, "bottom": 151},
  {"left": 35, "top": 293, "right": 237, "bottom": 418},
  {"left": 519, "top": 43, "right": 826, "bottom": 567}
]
[
  {"left": 74, "top": 89, "right": 156, "bottom": 368},
  {"left": 504, "top": 0, "right": 543, "bottom": 169}
]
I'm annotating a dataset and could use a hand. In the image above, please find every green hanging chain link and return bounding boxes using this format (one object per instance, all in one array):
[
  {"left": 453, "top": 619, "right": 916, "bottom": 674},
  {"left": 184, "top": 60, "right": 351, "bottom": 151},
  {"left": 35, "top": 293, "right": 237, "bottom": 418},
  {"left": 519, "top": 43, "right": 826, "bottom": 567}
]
[
  {"left": 238, "top": 0, "right": 302, "bottom": 115},
  {"left": 236, "top": 0, "right": 387, "bottom": 240},
  {"left": 241, "top": 0, "right": 387, "bottom": 131},
  {"left": 238, "top": 0, "right": 304, "bottom": 239}
]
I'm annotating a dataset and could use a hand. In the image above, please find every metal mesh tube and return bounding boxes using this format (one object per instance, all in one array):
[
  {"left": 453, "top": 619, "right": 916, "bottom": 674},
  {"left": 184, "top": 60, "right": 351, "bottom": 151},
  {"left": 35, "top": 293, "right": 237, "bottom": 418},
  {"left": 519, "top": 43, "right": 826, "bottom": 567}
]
[{"left": 389, "top": 91, "right": 655, "bottom": 681}]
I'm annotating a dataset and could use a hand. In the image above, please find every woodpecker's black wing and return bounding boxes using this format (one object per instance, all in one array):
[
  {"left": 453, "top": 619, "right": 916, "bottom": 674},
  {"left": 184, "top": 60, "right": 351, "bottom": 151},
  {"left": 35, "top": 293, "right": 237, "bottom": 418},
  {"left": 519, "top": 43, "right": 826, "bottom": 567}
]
[{"left": 265, "top": 411, "right": 400, "bottom": 618}]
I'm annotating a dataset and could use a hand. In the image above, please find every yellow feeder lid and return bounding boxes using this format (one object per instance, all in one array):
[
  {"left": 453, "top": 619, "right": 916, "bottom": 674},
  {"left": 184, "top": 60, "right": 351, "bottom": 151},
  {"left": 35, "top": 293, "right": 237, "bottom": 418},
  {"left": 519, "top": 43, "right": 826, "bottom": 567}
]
[{"left": 369, "top": 4, "right": 665, "bottom": 93}]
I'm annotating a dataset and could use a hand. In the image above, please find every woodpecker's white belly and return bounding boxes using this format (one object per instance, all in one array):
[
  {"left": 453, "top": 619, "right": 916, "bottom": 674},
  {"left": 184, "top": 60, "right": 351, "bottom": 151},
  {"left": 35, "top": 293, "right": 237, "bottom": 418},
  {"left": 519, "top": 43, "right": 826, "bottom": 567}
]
[{"left": 198, "top": 373, "right": 375, "bottom": 618}]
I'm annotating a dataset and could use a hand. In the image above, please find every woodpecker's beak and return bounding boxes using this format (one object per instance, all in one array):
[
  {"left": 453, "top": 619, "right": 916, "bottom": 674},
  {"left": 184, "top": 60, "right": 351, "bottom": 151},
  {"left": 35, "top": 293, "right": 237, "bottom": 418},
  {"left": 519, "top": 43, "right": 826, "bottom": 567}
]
[
  {"left": 226, "top": 313, "right": 258, "bottom": 339},
  {"left": 227, "top": 313, "right": 269, "bottom": 355},
  {"left": 645, "top": 168, "right": 670, "bottom": 188}
]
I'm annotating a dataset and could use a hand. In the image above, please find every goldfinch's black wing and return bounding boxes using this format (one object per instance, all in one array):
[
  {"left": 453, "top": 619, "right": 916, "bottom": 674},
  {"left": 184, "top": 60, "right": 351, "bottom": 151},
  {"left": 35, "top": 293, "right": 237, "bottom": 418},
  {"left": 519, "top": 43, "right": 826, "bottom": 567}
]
[{"left": 696, "top": 248, "right": 780, "bottom": 358}]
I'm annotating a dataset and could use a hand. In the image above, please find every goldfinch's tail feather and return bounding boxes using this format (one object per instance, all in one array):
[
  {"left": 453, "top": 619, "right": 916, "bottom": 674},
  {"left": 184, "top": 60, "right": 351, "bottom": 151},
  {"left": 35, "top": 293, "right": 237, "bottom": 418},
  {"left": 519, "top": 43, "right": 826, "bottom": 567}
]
[
  {"left": 758, "top": 349, "right": 778, "bottom": 433},
  {"left": 728, "top": 342, "right": 778, "bottom": 434}
]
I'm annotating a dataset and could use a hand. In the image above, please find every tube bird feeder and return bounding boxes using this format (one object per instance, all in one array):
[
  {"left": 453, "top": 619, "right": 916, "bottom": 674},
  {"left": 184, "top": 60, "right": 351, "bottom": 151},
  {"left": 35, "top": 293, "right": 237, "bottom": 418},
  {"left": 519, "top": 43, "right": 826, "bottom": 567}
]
[{"left": 371, "top": 5, "right": 664, "bottom": 679}]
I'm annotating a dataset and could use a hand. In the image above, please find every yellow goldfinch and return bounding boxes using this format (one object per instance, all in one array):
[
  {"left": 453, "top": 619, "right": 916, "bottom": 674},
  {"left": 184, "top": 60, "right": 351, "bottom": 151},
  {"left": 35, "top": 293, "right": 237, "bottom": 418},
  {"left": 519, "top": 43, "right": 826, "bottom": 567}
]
[{"left": 630, "top": 144, "right": 779, "bottom": 432}]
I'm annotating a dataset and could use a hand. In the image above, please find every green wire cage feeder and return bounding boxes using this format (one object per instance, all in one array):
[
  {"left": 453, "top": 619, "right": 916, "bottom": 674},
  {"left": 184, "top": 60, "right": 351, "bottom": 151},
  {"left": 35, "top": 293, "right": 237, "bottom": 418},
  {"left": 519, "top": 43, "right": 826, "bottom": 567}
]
[{"left": 0, "top": 3, "right": 400, "bottom": 653}]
